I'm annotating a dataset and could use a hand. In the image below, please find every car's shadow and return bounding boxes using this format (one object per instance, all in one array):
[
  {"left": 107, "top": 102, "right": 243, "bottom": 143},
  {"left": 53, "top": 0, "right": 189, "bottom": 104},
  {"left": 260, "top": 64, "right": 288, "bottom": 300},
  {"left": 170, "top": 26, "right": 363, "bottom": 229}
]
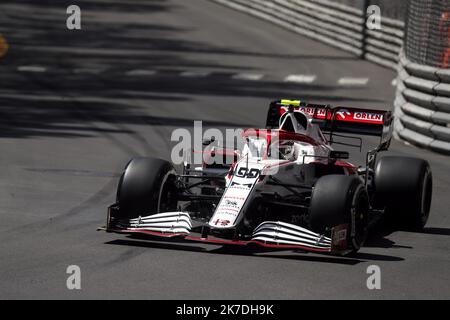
[
  {"left": 208, "top": 245, "right": 404, "bottom": 265},
  {"left": 417, "top": 227, "right": 450, "bottom": 236},
  {"left": 364, "top": 224, "right": 414, "bottom": 250},
  {"left": 361, "top": 220, "right": 450, "bottom": 252},
  {"left": 104, "top": 218, "right": 450, "bottom": 265},
  {"left": 105, "top": 234, "right": 405, "bottom": 266}
]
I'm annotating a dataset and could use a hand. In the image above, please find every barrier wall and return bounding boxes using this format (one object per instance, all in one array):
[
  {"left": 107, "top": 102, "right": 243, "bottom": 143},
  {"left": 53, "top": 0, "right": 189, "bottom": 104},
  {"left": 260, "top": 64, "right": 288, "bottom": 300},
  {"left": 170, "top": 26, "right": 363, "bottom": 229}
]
[
  {"left": 394, "top": 52, "right": 450, "bottom": 154},
  {"left": 211, "top": 0, "right": 450, "bottom": 154},
  {"left": 393, "top": 0, "right": 450, "bottom": 154},
  {"left": 211, "top": 0, "right": 404, "bottom": 69}
]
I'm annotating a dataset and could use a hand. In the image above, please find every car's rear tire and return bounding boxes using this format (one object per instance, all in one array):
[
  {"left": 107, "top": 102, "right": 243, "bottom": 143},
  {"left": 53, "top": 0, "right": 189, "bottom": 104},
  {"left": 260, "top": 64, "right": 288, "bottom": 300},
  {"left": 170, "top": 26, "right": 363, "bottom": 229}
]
[
  {"left": 116, "top": 157, "right": 177, "bottom": 219},
  {"left": 374, "top": 156, "right": 432, "bottom": 231},
  {"left": 310, "top": 175, "right": 369, "bottom": 253}
]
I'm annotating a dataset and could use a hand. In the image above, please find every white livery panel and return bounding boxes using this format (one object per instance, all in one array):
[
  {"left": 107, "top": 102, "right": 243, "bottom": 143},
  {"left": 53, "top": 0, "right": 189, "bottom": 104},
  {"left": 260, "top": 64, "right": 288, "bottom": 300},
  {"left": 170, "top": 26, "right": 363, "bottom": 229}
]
[{"left": 208, "top": 162, "right": 264, "bottom": 229}]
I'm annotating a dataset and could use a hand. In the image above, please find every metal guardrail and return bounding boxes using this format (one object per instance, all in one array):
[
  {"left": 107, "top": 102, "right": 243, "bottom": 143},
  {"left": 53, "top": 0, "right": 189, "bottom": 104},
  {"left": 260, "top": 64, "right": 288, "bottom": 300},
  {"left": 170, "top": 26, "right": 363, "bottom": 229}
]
[
  {"left": 394, "top": 51, "right": 450, "bottom": 154},
  {"left": 210, "top": 0, "right": 404, "bottom": 69}
]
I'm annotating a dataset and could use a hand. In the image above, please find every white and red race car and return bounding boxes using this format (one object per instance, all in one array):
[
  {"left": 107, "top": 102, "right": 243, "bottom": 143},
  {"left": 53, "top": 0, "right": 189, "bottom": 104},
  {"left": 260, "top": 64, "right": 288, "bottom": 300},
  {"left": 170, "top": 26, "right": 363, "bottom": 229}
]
[{"left": 103, "top": 100, "right": 433, "bottom": 255}]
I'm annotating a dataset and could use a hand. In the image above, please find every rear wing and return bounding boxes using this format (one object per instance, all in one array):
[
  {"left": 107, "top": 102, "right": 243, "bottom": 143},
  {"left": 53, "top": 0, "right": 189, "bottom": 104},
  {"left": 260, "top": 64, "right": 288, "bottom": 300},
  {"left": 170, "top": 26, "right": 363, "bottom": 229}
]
[{"left": 266, "top": 99, "right": 393, "bottom": 149}]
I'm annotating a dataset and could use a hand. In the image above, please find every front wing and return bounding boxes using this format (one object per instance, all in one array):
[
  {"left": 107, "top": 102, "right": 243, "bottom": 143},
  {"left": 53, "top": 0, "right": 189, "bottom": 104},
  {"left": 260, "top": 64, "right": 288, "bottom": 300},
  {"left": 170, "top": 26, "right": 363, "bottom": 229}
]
[{"left": 104, "top": 210, "right": 350, "bottom": 255}]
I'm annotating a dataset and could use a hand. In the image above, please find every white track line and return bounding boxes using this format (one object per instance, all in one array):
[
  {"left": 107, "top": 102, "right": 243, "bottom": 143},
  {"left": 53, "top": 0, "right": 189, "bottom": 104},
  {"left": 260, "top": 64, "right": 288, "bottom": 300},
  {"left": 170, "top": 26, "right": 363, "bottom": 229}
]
[
  {"left": 17, "top": 65, "right": 47, "bottom": 73},
  {"left": 180, "top": 71, "right": 211, "bottom": 77},
  {"left": 232, "top": 73, "right": 264, "bottom": 81},
  {"left": 337, "top": 77, "right": 369, "bottom": 86},
  {"left": 284, "top": 74, "right": 316, "bottom": 83},
  {"left": 126, "top": 69, "right": 157, "bottom": 76}
]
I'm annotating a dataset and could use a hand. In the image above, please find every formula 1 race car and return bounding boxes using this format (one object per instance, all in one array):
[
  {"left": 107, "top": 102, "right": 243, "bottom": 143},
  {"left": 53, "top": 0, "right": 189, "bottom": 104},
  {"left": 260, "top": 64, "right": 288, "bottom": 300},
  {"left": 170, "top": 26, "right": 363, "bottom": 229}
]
[{"left": 103, "top": 99, "right": 433, "bottom": 255}]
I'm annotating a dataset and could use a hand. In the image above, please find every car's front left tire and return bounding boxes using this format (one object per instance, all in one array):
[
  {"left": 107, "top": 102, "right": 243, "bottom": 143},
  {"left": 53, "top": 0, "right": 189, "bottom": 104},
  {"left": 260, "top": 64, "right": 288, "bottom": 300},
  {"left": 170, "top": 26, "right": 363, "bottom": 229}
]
[{"left": 116, "top": 157, "right": 178, "bottom": 219}]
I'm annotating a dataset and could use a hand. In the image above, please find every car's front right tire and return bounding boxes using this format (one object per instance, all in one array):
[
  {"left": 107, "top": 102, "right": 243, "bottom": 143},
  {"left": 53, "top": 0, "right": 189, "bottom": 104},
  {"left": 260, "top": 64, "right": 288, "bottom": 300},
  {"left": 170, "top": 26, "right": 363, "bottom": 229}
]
[{"left": 310, "top": 175, "right": 369, "bottom": 254}]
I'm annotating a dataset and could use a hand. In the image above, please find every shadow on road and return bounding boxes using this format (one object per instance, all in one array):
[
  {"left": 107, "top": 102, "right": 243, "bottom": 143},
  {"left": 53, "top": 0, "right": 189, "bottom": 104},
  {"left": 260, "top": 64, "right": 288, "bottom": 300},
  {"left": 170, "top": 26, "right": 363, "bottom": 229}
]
[
  {"left": 105, "top": 237, "right": 405, "bottom": 265},
  {"left": 0, "top": 0, "right": 383, "bottom": 139},
  {"left": 106, "top": 239, "right": 207, "bottom": 253},
  {"left": 416, "top": 227, "right": 450, "bottom": 236},
  {"left": 363, "top": 222, "right": 450, "bottom": 250}
]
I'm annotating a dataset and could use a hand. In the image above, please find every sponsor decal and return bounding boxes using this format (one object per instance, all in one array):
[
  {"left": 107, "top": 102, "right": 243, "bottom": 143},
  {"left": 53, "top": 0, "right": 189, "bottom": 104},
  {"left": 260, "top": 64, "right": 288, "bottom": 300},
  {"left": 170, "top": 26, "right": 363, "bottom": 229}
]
[
  {"left": 280, "top": 105, "right": 384, "bottom": 124},
  {"left": 280, "top": 106, "right": 327, "bottom": 119},
  {"left": 230, "top": 182, "right": 253, "bottom": 188},
  {"left": 235, "top": 167, "right": 260, "bottom": 179},
  {"left": 331, "top": 224, "right": 349, "bottom": 251},
  {"left": 335, "top": 109, "right": 384, "bottom": 123},
  {"left": 224, "top": 200, "right": 238, "bottom": 207},
  {"left": 210, "top": 164, "right": 261, "bottom": 228},
  {"left": 213, "top": 219, "right": 231, "bottom": 226},
  {"left": 223, "top": 196, "right": 246, "bottom": 201},
  {"left": 314, "top": 108, "right": 327, "bottom": 118},
  {"left": 336, "top": 109, "right": 352, "bottom": 120},
  {"left": 353, "top": 111, "right": 383, "bottom": 123},
  {"left": 334, "top": 229, "right": 347, "bottom": 242}
]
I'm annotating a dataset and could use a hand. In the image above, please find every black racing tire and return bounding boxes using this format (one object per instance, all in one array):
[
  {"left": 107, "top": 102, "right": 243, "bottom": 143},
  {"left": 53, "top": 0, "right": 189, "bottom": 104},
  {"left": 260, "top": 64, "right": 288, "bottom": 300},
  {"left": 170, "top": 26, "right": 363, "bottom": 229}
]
[
  {"left": 374, "top": 156, "right": 432, "bottom": 231},
  {"left": 310, "top": 175, "right": 369, "bottom": 253},
  {"left": 116, "top": 157, "right": 178, "bottom": 219}
]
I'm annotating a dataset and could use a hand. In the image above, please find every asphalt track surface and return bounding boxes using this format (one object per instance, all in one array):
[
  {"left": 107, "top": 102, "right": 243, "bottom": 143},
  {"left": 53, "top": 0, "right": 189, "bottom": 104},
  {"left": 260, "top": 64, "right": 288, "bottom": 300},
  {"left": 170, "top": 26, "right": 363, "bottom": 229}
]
[{"left": 0, "top": 0, "right": 449, "bottom": 299}]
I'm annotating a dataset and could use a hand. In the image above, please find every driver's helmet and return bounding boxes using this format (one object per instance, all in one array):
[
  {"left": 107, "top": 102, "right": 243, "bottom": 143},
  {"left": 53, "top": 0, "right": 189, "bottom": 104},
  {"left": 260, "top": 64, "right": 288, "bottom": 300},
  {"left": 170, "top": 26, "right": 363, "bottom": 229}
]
[{"left": 278, "top": 140, "right": 296, "bottom": 160}]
